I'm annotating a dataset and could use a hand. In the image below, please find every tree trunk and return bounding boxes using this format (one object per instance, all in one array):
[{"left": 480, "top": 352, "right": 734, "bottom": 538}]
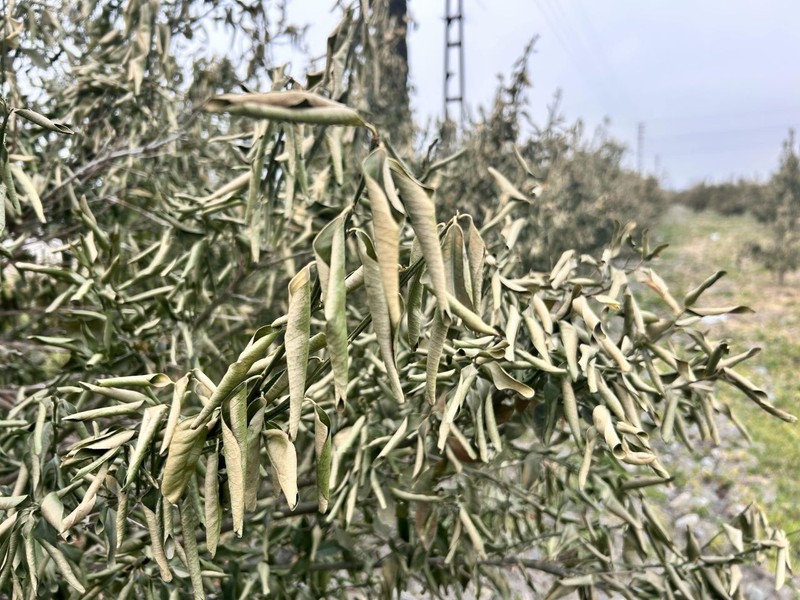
[{"left": 371, "top": 0, "right": 412, "bottom": 149}]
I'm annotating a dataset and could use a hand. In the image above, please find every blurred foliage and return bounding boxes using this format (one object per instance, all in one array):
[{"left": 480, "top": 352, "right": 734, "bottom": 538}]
[
  {"left": 752, "top": 131, "right": 800, "bottom": 283},
  {"left": 674, "top": 130, "right": 800, "bottom": 284},
  {"left": 431, "top": 43, "right": 666, "bottom": 271},
  {"left": 673, "top": 180, "right": 769, "bottom": 219},
  {"left": 0, "top": 1, "right": 795, "bottom": 599}
]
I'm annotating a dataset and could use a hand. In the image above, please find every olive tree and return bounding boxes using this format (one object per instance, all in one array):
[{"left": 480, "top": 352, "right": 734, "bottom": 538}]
[
  {"left": 0, "top": 1, "right": 794, "bottom": 598},
  {"left": 757, "top": 130, "right": 800, "bottom": 284}
]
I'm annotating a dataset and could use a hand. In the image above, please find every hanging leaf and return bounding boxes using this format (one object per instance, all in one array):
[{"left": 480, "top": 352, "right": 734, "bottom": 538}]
[
  {"left": 221, "top": 386, "right": 250, "bottom": 532},
  {"left": 142, "top": 496, "right": 172, "bottom": 582},
  {"left": 314, "top": 406, "right": 332, "bottom": 513},
  {"left": 180, "top": 497, "right": 205, "bottom": 600},
  {"left": 458, "top": 506, "right": 488, "bottom": 559},
  {"left": 313, "top": 210, "right": 349, "bottom": 410},
  {"left": 286, "top": 265, "right": 312, "bottom": 440},
  {"left": 14, "top": 108, "right": 74, "bottom": 135},
  {"left": 389, "top": 158, "right": 450, "bottom": 316},
  {"left": 161, "top": 375, "right": 188, "bottom": 454},
  {"left": 10, "top": 164, "right": 45, "bottom": 223},
  {"left": 125, "top": 405, "right": 169, "bottom": 488},
  {"left": 363, "top": 148, "right": 403, "bottom": 326},
  {"left": 204, "top": 447, "right": 222, "bottom": 558},
  {"left": 205, "top": 91, "right": 377, "bottom": 136},
  {"left": 161, "top": 419, "right": 208, "bottom": 504},
  {"left": 38, "top": 539, "right": 85, "bottom": 593},
  {"left": 459, "top": 215, "right": 486, "bottom": 308},
  {"left": 356, "top": 230, "right": 405, "bottom": 403},
  {"left": 425, "top": 309, "right": 448, "bottom": 405},
  {"left": 245, "top": 398, "right": 267, "bottom": 511},
  {"left": 265, "top": 428, "right": 299, "bottom": 510},
  {"left": 40, "top": 492, "right": 64, "bottom": 533},
  {"left": 481, "top": 362, "right": 534, "bottom": 399},
  {"left": 192, "top": 326, "right": 278, "bottom": 428}
]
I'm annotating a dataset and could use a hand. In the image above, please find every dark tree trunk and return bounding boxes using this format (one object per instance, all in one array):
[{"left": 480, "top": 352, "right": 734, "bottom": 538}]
[
  {"left": 388, "top": 0, "right": 409, "bottom": 74},
  {"left": 371, "top": 0, "right": 411, "bottom": 149}
]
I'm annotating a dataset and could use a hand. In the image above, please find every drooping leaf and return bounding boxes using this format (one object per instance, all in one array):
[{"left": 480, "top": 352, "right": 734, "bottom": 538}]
[
  {"left": 439, "top": 366, "right": 478, "bottom": 451},
  {"left": 363, "top": 148, "right": 403, "bottom": 326},
  {"left": 14, "top": 107, "right": 74, "bottom": 135},
  {"left": 38, "top": 539, "right": 85, "bottom": 593},
  {"left": 314, "top": 406, "right": 332, "bottom": 513},
  {"left": 313, "top": 210, "right": 349, "bottom": 410},
  {"left": 204, "top": 447, "right": 221, "bottom": 558},
  {"left": 245, "top": 121, "right": 271, "bottom": 262},
  {"left": 245, "top": 398, "right": 266, "bottom": 511},
  {"left": 161, "top": 375, "right": 188, "bottom": 454},
  {"left": 10, "top": 164, "right": 45, "bottom": 223},
  {"left": 142, "top": 499, "right": 172, "bottom": 582},
  {"left": 481, "top": 362, "right": 534, "bottom": 399},
  {"left": 458, "top": 506, "right": 488, "bottom": 559},
  {"left": 389, "top": 158, "right": 450, "bottom": 316},
  {"left": 205, "top": 91, "right": 377, "bottom": 136},
  {"left": 356, "top": 230, "right": 405, "bottom": 403},
  {"left": 325, "top": 126, "right": 344, "bottom": 185},
  {"left": 161, "top": 419, "right": 208, "bottom": 504},
  {"left": 561, "top": 377, "right": 582, "bottom": 445},
  {"left": 459, "top": 214, "right": 486, "bottom": 308},
  {"left": 180, "top": 497, "right": 205, "bottom": 600},
  {"left": 125, "top": 404, "right": 169, "bottom": 488},
  {"left": 286, "top": 266, "right": 312, "bottom": 440},
  {"left": 191, "top": 326, "right": 278, "bottom": 428},
  {"left": 265, "top": 428, "right": 299, "bottom": 510},
  {"left": 40, "top": 492, "right": 64, "bottom": 533},
  {"left": 221, "top": 415, "right": 245, "bottom": 536},
  {"left": 425, "top": 309, "right": 448, "bottom": 405}
]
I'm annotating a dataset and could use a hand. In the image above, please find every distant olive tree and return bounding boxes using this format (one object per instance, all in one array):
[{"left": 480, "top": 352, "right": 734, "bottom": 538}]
[
  {"left": 756, "top": 130, "right": 800, "bottom": 283},
  {"left": 0, "top": 2, "right": 794, "bottom": 599}
]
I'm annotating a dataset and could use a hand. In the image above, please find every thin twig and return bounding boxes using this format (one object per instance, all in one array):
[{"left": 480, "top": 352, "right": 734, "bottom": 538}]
[{"left": 40, "top": 133, "right": 184, "bottom": 204}]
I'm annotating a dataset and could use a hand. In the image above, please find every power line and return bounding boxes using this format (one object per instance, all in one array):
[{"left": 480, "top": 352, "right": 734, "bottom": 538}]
[
  {"left": 532, "top": 0, "right": 615, "bottom": 115},
  {"left": 544, "top": 0, "right": 635, "bottom": 113}
]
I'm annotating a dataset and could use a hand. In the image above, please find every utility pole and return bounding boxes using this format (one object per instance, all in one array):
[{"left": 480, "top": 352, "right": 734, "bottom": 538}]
[
  {"left": 637, "top": 122, "right": 644, "bottom": 174},
  {"left": 444, "top": 0, "right": 465, "bottom": 124}
]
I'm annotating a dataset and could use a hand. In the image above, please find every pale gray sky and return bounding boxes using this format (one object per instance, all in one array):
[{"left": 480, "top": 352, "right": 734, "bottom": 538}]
[{"left": 278, "top": 0, "right": 800, "bottom": 189}]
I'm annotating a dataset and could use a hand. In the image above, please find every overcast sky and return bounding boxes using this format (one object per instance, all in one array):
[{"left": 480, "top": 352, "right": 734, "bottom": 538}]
[{"left": 279, "top": 0, "right": 800, "bottom": 189}]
